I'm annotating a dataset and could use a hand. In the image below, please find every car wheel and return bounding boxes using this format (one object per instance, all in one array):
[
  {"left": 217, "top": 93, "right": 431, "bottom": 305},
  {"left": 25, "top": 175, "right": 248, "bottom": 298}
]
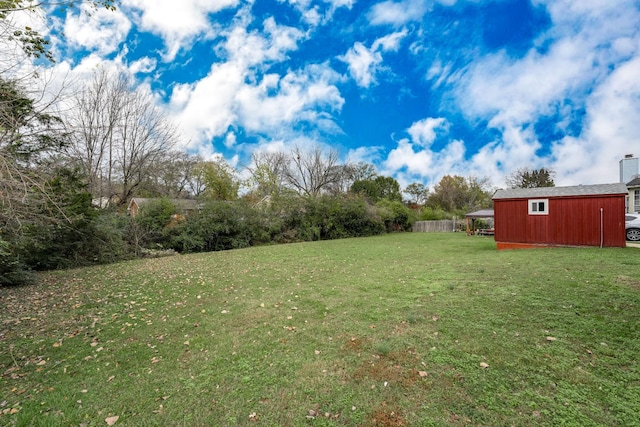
[{"left": 627, "top": 228, "right": 640, "bottom": 241}]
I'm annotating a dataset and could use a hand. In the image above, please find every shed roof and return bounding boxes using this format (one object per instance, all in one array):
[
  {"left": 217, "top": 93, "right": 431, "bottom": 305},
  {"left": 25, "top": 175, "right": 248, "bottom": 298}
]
[
  {"left": 466, "top": 209, "right": 494, "bottom": 218},
  {"left": 493, "top": 183, "right": 628, "bottom": 200}
]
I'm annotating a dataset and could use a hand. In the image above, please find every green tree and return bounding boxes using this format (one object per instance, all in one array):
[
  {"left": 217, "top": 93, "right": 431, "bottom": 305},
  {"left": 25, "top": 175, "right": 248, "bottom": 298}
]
[
  {"left": 351, "top": 176, "right": 402, "bottom": 203},
  {"left": 427, "top": 175, "right": 492, "bottom": 213},
  {"left": 194, "top": 158, "right": 240, "bottom": 201},
  {"left": 349, "top": 162, "right": 377, "bottom": 182},
  {"left": 128, "top": 198, "right": 178, "bottom": 253},
  {"left": 1, "top": 77, "right": 68, "bottom": 283},
  {"left": 15, "top": 165, "right": 131, "bottom": 272},
  {"left": 376, "top": 199, "right": 414, "bottom": 232},
  {"left": 171, "top": 201, "right": 268, "bottom": 253},
  {"left": 506, "top": 167, "right": 555, "bottom": 189},
  {"left": 404, "top": 182, "right": 429, "bottom": 206},
  {"left": 247, "top": 151, "right": 288, "bottom": 199}
]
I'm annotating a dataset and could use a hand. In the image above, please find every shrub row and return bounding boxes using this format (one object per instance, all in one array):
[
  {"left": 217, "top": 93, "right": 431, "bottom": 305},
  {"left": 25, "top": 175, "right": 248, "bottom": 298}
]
[{"left": 1, "top": 194, "right": 415, "bottom": 285}]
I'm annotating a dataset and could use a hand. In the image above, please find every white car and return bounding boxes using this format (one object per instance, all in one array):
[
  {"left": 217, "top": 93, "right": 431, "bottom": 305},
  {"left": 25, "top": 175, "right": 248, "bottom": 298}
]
[{"left": 626, "top": 214, "right": 640, "bottom": 241}]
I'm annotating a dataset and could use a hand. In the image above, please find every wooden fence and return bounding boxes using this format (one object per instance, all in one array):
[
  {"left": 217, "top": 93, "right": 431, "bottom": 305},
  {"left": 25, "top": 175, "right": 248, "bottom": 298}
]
[{"left": 412, "top": 220, "right": 462, "bottom": 233}]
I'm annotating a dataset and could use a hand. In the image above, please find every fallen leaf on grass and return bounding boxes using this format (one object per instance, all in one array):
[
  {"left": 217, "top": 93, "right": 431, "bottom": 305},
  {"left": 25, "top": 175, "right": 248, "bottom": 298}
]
[
  {"left": 546, "top": 336, "right": 557, "bottom": 341},
  {"left": 418, "top": 371, "right": 428, "bottom": 377},
  {"left": 37, "top": 360, "right": 46, "bottom": 366},
  {"left": 105, "top": 415, "right": 119, "bottom": 425},
  {"left": 479, "top": 362, "right": 489, "bottom": 369},
  {"left": 107, "top": 376, "right": 115, "bottom": 382}
]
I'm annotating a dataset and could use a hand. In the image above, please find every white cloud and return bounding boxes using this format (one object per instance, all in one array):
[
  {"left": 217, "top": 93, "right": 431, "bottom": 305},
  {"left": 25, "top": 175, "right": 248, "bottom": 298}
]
[
  {"left": 380, "top": 116, "right": 467, "bottom": 185},
  {"left": 169, "top": 61, "right": 244, "bottom": 149},
  {"left": 407, "top": 117, "right": 448, "bottom": 147},
  {"left": 168, "top": 16, "right": 343, "bottom": 154},
  {"left": 236, "top": 64, "right": 344, "bottom": 132},
  {"left": 63, "top": 5, "right": 131, "bottom": 55},
  {"left": 224, "top": 131, "right": 237, "bottom": 148},
  {"left": 456, "top": 38, "right": 593, "bottom": 129},
  {"left": 128, "top": 56, "right": 157, "bottom": 74},
  {"left": 382, "top": 137, "right": 467, "bottom": 186},
  {"left": 339, "top": 30, "right": 408, "bottom": 87},
  {"left": 346, "top": 145, "right": 386, "bottom": 165},
  {"left": 372, "top": 28, "right": 408, "bottom": 51},
  {"left": 225, "top": 18, "right": 305, "bottom": 67},
  {"left": 281, "top": 0, "right": 355, "bottom": 25},
  {"left": 368, "top": 0, "right": 429, "bottom": 26},
  {"left": 122, "top": 0, "right": 239, "bottom": 60},
  {"left": 339, "top": 42, "right": 382, "bottom": 88}
]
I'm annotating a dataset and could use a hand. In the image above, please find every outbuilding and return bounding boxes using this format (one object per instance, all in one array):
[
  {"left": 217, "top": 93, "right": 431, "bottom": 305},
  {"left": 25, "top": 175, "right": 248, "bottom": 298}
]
[{"left": 492, "top": 183, "right": 628, "bottom": 249}]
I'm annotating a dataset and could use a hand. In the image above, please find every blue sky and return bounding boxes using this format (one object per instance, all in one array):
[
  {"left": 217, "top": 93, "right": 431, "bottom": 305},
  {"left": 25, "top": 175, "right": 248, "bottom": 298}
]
[{"left": 37, "top": 0, "right": 640, "bottom": 189}]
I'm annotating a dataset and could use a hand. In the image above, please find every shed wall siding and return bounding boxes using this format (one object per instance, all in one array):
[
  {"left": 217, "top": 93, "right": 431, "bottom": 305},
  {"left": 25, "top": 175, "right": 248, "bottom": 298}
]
[{"left": 494, "top": 195, "right": 626, "bottom": 247}]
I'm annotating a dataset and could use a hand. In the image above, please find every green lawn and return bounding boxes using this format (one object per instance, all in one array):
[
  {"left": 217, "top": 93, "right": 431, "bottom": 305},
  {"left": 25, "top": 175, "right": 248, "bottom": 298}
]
[{"left": 1, "top": 233, "right": 639, "bottom": 426}]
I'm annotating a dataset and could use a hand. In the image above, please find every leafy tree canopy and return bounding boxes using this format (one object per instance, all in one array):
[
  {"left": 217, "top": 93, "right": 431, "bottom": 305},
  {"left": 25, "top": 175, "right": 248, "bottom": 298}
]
[
  {"left": 350, "top": 176, "right": 402, "bottom": 203},
  {"left": 506, "top": 167, "right": 555, "bottom": 189},
  {"left": 427, "top": 175, "right": 492, "bottom": 213},
  {"left": 194, "top": 158, "right": 239, "bottom": 201},
  {"left": 404, "top": 182, "right": 429, "bottom": 206}
]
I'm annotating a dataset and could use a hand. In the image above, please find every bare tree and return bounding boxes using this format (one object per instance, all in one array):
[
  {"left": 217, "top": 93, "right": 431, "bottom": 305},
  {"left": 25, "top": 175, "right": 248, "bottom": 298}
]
[
  {"left": 283, "top": 145, "right": 341, "bottom": 198},
  {"left": 66, "top": 69, "right": 178, "bottom": 205},
  {"left": 139, "top": 151, "right": 201, "bottom": 198},
  {"left": 66, "top": 69, "right": 121, "bottom": 201},
  {"left": 114, "top": 86, "right": 177, "bottom": 203}
]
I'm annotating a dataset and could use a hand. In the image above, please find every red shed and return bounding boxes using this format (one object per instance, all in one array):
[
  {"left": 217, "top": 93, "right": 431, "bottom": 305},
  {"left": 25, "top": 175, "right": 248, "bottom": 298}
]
[{"left": 493, "top": 183, "right": 627, "bottom": 249}]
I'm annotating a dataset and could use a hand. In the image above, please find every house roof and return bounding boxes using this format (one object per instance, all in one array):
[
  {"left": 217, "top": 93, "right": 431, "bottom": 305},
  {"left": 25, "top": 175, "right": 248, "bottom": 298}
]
[
  {"left": 466, "top": 209, "right": 494, "bottom": 218},
  {"left": 493, "top": 183, "right": 628, "bottom": 200},
  {"left": 128, "top": 198, "right": 200, "bottom": 211},
  {"left": 626, "top": 175, "right": 640, "bottom": 187}
]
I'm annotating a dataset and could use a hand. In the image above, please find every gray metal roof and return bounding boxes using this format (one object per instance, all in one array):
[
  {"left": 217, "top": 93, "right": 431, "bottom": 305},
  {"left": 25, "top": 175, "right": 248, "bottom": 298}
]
[
  {"left": 493, "top": 183, "right": 628, "bottom": 200},
  {"left": 627, "top": 176, "right": 640, "bottom": 187},
  {"left": 466, "top": 209, "right": 494, "bottom": 218}
]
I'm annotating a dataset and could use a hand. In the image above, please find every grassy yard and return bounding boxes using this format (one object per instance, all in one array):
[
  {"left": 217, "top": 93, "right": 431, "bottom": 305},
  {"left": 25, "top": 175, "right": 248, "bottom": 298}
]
[{"left": 1, "top": 233, "right": 639, "bottom": 426}]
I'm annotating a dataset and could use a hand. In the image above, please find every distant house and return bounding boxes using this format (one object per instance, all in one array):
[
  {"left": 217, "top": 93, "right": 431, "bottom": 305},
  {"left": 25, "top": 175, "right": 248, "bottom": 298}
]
[
  {"left": 625, "top": 176, "right": 640, "bottom": 213},
  {"left": 493, "top": 183, "right": 627, "bottom": 249},
  {"left": 620, "top": 154, "right": 640, "bottom": 213},
  {"left": 127, "top": 198, "right": 200, "bottom": 217}
]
